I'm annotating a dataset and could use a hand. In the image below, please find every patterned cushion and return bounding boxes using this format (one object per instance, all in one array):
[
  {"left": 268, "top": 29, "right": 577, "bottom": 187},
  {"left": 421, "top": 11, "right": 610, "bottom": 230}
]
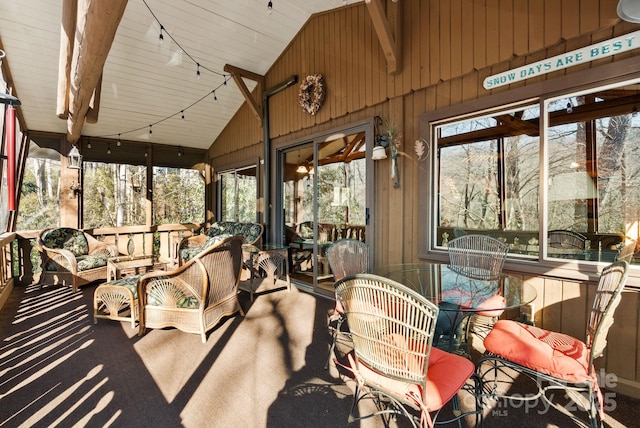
[
  {"left": 76, "top": 254, "right": 109, "bottom": 271},
  {"left": 106, "top": 274, "right": 143, "bottom": 298},
  {"left": 179, "top": 234, "right": 232, "bottom": 262},
  {"left": 484, "top": 319, "right": 591, "bottom": 384},
  {"left": 42, "top": 228, "right": 89, "bottom": 257},
  {"left": 207, "top": 221, "right": 262, "bottom": 244}
]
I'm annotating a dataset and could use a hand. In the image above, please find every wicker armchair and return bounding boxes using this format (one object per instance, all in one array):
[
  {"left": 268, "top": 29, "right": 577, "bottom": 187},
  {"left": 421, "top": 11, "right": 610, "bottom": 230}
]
[
  {"left": 138, "top": 235, "right": 244, "bottom": 343},
  {"left": 37, "top": 227, "right": 119, "bottom": 292},
  {"left": 178, "top": 221, "right": 263, "bottom": 266}
]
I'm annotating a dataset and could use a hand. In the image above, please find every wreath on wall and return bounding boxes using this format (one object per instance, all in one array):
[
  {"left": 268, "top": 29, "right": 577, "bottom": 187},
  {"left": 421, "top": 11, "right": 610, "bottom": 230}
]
[{"left": 298, "top": 74, "right": 325, "bottom": 115}]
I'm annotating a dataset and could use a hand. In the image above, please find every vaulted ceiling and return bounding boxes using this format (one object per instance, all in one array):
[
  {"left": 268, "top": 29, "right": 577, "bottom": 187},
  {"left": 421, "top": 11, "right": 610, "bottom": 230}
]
[{"left": 0, "top": 0, "right": 363, "bottom": 150}]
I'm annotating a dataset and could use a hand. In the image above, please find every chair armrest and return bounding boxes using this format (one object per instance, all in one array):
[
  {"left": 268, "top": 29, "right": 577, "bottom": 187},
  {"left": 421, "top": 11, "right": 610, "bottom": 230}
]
[
  {"left": 39, "top": 247, "right": 78, "bottom": 273},
  {"left": 179, "top": 235, "right": 207, "bottom": 250}
]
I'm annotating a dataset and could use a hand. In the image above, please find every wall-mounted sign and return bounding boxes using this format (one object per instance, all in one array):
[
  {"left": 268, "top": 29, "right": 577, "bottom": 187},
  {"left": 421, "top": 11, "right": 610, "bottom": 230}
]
[{"left": 483, "top": 30, "right": 640, "bottom": 90}]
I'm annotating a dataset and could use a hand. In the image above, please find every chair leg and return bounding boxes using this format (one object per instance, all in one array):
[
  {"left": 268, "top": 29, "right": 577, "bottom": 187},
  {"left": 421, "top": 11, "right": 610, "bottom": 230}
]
[{"left": 324, "top": 314, "right": 343, "bottom": 370}]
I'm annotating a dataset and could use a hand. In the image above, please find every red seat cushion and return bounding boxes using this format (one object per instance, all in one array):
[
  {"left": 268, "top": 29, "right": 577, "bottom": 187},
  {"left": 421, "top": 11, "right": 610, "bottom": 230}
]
[
  {"left": 354, "top": 345, "right": 474, "bottom": 412},
  {"left": 474, "top": 293, "right": 506, "bottom": 317},
  {"left": 483, "top": 320, "right": 592, "bottom": 384}
]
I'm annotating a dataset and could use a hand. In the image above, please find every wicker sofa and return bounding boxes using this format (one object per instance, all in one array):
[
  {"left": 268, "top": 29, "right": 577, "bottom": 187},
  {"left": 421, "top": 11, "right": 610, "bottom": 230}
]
[
  {"left": 177, "top": 221, "right": 263, "bottom": 265},
  {"left": 37, "top": 227, "right": 119, "bottom": 292},
  {"left": 138, "top": 235, "right": 245, "bottom": 342}
]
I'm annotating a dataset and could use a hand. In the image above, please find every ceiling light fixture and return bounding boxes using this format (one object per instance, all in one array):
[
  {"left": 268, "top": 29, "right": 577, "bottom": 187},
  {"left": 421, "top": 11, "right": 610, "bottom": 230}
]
[
  {"left": 617, "top": 0, "right": 640, "bottom": 23},
  {"left": 67, "top": 145, "right": 82, "bottom": 169}
]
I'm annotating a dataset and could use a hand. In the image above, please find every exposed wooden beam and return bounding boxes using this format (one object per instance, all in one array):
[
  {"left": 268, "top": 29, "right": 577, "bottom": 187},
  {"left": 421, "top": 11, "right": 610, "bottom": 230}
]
[
  {"left": 365, "top": 0, "right": 402, "bottom": 75},
  {"left": 65, "top": 0, "right": 128, "bottom": 143},
  {"left": 224, "top": 64, "right": 264, "bottom": 122}
]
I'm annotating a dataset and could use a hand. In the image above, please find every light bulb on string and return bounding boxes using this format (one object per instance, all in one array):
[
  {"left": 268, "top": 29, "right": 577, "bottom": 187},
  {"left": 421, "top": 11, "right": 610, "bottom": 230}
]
[
  {"left": 87, "top": 138, "right": 92, "bottom": 149},
  {"left": 181, "top": 110, "right": 185, "bottom": 121},
  {"left": 566, "top": 102, "right": 573, "bottom": 114},
  {"left": 107, "top": 143, "right": 111, "bottom": 155},
  {"left": 267, "top": 1, "right": 273, "bottom": 15},
  {"left": 159, "top": 25, "right": 164, "bottom": 45},
  {"left": 214, "top": 92, "right": 217, "bottom": 101},
  {"left": 196, "top": 63, "right": 201, "bottom": 79},
  {"left": 149, "top": 125, "right": 153, "bottom": 137},
  {"left": 144, "top": 150, "right": 148, "bottom": 158},
  {"left": 117, "top": 134, "right": 121, "bottom": 146}
]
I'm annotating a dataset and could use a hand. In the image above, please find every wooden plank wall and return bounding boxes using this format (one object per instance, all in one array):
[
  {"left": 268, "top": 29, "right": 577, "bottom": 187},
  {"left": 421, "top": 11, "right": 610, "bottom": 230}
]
[{"left": 207, "top": 1, "right": 640, "bottom": 395}]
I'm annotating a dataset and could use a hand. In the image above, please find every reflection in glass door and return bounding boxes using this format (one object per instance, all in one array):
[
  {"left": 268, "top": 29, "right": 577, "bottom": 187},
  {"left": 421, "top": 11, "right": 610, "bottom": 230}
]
[{"left": 281, "top": 130, "right": 368, "bottom": 295}]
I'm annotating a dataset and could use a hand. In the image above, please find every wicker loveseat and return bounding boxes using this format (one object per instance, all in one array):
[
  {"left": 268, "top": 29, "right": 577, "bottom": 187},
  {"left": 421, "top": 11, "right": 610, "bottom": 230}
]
[
  {"left": 138, "top": 235, "right": 245, "bottom": 342},
  {"left": 178, "top": 221, "right": 263, "bottom": 265},
  {"left": 37, "top": 227, "right": 119, "bottom": 292}
]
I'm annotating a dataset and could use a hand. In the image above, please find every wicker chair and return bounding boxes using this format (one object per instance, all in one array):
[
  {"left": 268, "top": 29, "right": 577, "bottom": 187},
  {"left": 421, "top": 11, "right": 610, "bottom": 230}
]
[
  {"left": 335, "top": 274, "right": 481, "bottom": 427},
  {"left": 548, "top": 229, "right": 588, "bottom": 250},
  {"left": 138, "top": 235, "right": 244, "bottom": 343},
  {"left": 477, "top": 261, "right": 629, "bottom": 428},
  {"left": 177, "top": 221, "right": 263, "bottom": 266},
  {"left": 37, "top": 227, "right": 119, "bottom": 292},
  {"left": 446, "top": 234, "right": 509, "bottom": 347},
  {"left": 447, "top": 234, "right": 509, "bottom": 280},
  {"left": 615, "top": 239, "right": 636, "bottom": 263},
  {"left": 324, "top": 239, "right": 369, "bottom": 369}
]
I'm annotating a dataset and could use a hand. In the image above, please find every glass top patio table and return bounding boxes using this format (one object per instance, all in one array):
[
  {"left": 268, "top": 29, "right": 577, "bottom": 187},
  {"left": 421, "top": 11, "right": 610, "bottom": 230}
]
[{"left": 371, "top": 263, "right": 537, "bottom": 312}]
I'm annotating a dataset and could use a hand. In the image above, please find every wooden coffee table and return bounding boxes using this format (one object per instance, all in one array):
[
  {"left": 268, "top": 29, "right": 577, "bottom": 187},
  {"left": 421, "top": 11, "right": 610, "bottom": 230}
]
[{"left": 106, "top": 255, "right": 169, "bottom": 282}]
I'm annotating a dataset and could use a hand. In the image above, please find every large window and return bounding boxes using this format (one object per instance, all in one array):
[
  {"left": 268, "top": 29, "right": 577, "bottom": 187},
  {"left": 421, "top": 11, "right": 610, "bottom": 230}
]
[
  {"left": 436, "top": 105, "right": 541, "bottom": 256},
  {"left": 83, "top": 162, "right": 147, "bottom": 228},
  {"left": 16, "top": 140, "right": 61, "bottom": 230},
  {"left": 432, "top": 79, "right": 640, "bottom": 265},
  {"left": 218, "top": 166, "right": 257, "bottom": 222},
  {"left": 153, "top": 167, "right": 205, "bottom": 224}
]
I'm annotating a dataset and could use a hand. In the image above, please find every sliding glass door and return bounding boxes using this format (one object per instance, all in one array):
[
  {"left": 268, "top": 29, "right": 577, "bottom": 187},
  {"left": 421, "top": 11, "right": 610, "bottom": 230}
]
[{"left": 279, "top": 126, "right": 370, "bottom": 295}]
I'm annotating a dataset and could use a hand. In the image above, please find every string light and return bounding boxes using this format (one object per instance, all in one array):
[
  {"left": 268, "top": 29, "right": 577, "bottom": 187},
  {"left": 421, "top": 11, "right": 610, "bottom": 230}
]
[
  {"left": 141, "top": 0, "right": 227, "bottom": 79},
  {"left": 86, "top": 1, "right": 235, "bottom": 143},
  {"left": 158, "top": 25, "right": 164, "bottom": 45},
  {"left": 566, "top": 102, "right": 573, "bottom": 114},
  {"left": 107, "top": 143, "right": 111, "bottom": 155},
  {"left": 267, "top": 1, "right": 273, "bottom": 15},
  {"left": 87, "top": 138, "right": 92, "bottom": 149},
  {"left": 117, "top": 134, "right": 121, "bottom": 146},
  {"left": 178, "top": 147, "right": 183, "bottom": 157}
]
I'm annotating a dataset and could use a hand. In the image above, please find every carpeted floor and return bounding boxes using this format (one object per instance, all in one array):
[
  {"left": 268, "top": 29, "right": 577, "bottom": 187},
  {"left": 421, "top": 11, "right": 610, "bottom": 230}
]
[{"left": 0, "top": 281, "right": 638, "bottom": 427}]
